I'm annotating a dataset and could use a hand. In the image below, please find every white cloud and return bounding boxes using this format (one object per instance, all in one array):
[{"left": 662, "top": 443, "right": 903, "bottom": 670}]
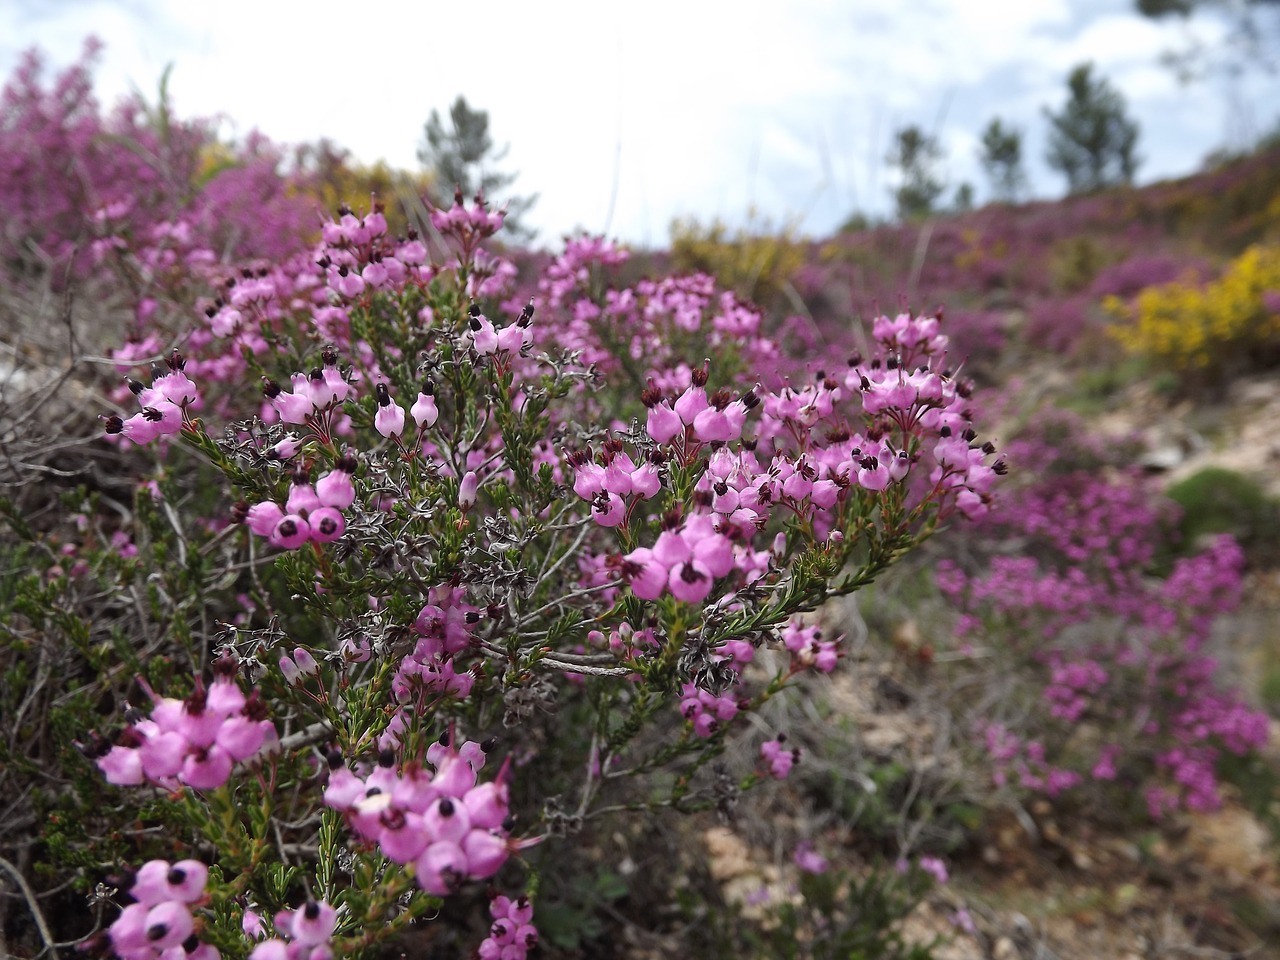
[{"left": 1, "top": 0, "right": 1277, "bottom": 245}]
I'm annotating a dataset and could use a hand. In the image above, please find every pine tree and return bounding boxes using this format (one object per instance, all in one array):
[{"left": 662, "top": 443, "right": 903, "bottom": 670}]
[
  {"left": 418, "top": 96, "right": 537, "bottom": 240},
  {"left": 978, "top": 117, "right": 1027, "bottom": 203},
  {"left": 1044, "top": 64, "right": 1141, "bottom": 195},
  {"left": 887, "top": 125, "right": 945, "bottom": 221}
]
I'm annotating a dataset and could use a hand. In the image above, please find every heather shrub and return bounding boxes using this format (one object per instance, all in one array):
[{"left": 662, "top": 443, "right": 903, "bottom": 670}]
[
  {"left": 934, "top": 308, "right": 1007, "bottom": 374},
  {"left": 0, "top": 178, "right": 1001, "bottom": 958},
  {"left": 936, "top": 410, "right": 1268, "bottom": 821},
  {"left": 0, "top": 41, "right": 314, "bottom": 280},
  {"left": 1106, "top": 244, "right": 1280, "bottom": 377},
  {"left": 1087, "top": 252, "right": 1212, "bottom": 300},
  {"left": 1024, "top": 294, "right": 1092, "bottom": 356}
]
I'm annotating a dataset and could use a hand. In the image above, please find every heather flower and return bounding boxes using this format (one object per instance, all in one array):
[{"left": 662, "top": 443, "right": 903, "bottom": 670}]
[
  {"left": 243, "top": 501, "right": 284, "bottom": 536},
  {"left": 309, "top": 507, "right": 346, "bottom": 542},
  {"left": 410, "top": 382, "right": 439, "bottom": 429},
  {"left": 919, "top": 856, "right": 949, "bottom": 884},
  {"left": 91, "top": 674, "right": 275, "bottom": 792},
  {"left": 760, "top": 736, "right": 799, "bottom": 779},
  {"left": 270, "top": 515, "right": 311, "bottom": 550},
  {"left": 374, "top": 382, "right": 406, "bottom": 439},
  {"left": 793, "top": 843, "right": 828, "bottom": 875},
  {"left": 458, "top": 471, "right": 479, "bottom": 509},
  {"left": 315, "top": 456, "right": 357, "bottom": 509}
]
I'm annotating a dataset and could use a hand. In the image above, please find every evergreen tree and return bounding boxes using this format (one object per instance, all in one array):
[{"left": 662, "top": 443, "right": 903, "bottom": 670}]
[
  {"left": 418, "top": 95, "right": 536, "bottom": 240},
  {"left": 887, "top": 125, "right": 945, "bottom": 221},
  {"left": 1044, "top": 63, "right": 1141, "bottom": 195},
  {"left": 978, "top": 117, "right": 1027, "bottom": 203}
]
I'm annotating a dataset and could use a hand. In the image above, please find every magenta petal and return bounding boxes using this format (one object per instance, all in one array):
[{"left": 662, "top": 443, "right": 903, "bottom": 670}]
[
  {"left": 143, "top": 901, "right": 193, "bottom": 949},
  {"left": 415, "top": 840, "right": 469, "bottom": 896},
  {"left": 463, "top": 828, "right": 509, "bottom": 879},
  {"left": 645, "top": 404, "right": 682, "bottom": 444},
  {"left": 139, "top": 730, "right": 189, "bottom": 779},
  {"left": 668, "top": 560, "right": 713, "bottom": 604},
  {"left": 463, "top": 781, "right": 509, "bottom": 830},
  {"left": 379, "top": 812, "right": 429, "bottom": 864},
  {"left": 216, "top": 716, "right": 266, "bottom": 761},
  {"left": 98, "top": 745, "right": 144, "bottom": 786},
  {"left": 180, "top": 745, "right": 233, "bottom": 790}
]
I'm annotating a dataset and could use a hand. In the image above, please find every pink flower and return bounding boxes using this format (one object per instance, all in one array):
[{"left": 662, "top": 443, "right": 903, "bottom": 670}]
[
  {"left": 468, "top": 312, "right": 499, "bottom": 354},
  {"left": 374, "top": 383, "right": 406, "bottom": 439},
  {"left": 98, "top": 745, "right": 144, "bottom": 785},
  {"left": 415, "top": 840, "right": 469, "bottom": 896},
  {"left": 760, "top": 737, "right": 799, "bottom": 779},
  {"left": 591, "top": 491, "right": 626, "bottom": 527},
  {"left": 285, "top": 900, "right": 338, "bottom": 947},
  {"left": 315, "top": 459, "right": 357, "bottom": 509},
  {"left": 142, "top": 900, "right": 194, "bottom": 948},
  {"left": 919, "top": 856, "right": 949, "bottom": 884},
  {"left": 668, "top": 559, "right": 713, "bottom": 604},
  {"left": 646, "top": 402, "right": 684, "bottom": 444},
  {"left": 793, "top": 843, "right": 828, "bottom": 875},
  {"left": 244, "top": 501, "right": 284, "bottom": 536},
  {"left": 410, "top": 383, "right": 439, "bottom": 429},
  {"left": 623, "top": 547, "right": 668, "bottom": 600},
  {"left": 270, "top": 515, "right": 311, "bottom": 550},
  {"left": 180, "top": 745, "right": 233, "bottom": 790},
  {"left": 309, "top": 507, "right": 346, "bottom": 543},
  {"left": 458, "top": 471, "right": 480, "bottom": 509}
]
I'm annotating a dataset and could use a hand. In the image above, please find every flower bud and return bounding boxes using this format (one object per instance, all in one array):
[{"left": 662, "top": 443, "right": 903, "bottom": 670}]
[{"left": 458, "top": 471, "right": 479, "bottom": 510}]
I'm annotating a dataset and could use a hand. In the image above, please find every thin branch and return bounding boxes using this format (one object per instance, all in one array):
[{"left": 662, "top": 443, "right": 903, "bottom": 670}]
[{"left": 0, "top": 855, "right": 58, "bottom": 959}]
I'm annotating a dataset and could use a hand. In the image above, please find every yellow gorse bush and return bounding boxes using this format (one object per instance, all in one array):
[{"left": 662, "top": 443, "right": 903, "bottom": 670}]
[
  {"left": 670, "top": 213, "right": 806, "bottom": 307},
  {"left": 1107, "top": 244, "right": 1280, "bottom": 373}
]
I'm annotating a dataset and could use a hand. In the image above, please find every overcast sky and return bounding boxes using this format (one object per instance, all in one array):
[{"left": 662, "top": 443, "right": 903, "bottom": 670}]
[{"left": 3, "top": 0, "right": 1277, "bottom": 248}]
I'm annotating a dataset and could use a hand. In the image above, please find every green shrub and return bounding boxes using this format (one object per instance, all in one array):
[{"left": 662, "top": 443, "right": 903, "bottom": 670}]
[{"left": 1165, "top": 466, "right": 1280, "bottom": 567}]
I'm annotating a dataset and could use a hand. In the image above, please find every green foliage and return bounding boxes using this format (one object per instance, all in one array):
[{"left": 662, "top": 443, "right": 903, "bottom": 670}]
[
  {"left": 1044, "top": 63, "right": 1141, "bottom": 195},
  {"left": 1164, "top": 466, "right": 1280, "bottom": 566},
  {"left": 534, "top": 866, "right": 630, "bottom": 952},
  {"left": 1051, "top": 235, "right": 1110, "bottom": 293},
  {"left": 683, "top": 862, "right": 942, "bottom": 960},
  {"left": 887, "top": 126, "right": 945, "bottom": 221}
]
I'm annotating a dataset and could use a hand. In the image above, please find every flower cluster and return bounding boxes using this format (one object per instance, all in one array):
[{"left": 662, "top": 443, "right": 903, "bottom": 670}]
[
  {"left": 66, "top": 154, "right": 1008, "bottom": 958},
  {"left": 680, "top": 683, "right": 743, "bottom": 738},
  {"left": 780, "top": 621, "right": 839, "bottom": 673},
  {"left": 642, "top": 367, "right": 757, "bottom": 446},
  {"left": 238, "top": 458, "right": 355, "bottom": 550},
  {"left": 103, "top": 350, "right": 201, "bottom": 446},
  {"left": 85, "top": 662, "right": 275, "bottom": 791},
  {"left": 760, "top": 736, "right": 800, "bottom": 779},
  {"left": 568, "top": 439, "right": 664, "bottom": 527},
  {"left": 940, "top": 410, "right": 1267, "bottom": 815},
  {"left": 261, "top": 351, "right": 352, "bottom": 430},
  {"left": 107, "top": 859, "right": 217, "bottom": 960},
  {"left": 322, "top": 738, "right": 513, "bottom": 896},
  {"left": 622, "top": 513, "right": 748, "bottom": 604},
  {"left": 247, "top": 900, "right": 338, "bottom": 960},
  {"left": 477, "top": 894, "right": 538, "bottom": 960}
]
